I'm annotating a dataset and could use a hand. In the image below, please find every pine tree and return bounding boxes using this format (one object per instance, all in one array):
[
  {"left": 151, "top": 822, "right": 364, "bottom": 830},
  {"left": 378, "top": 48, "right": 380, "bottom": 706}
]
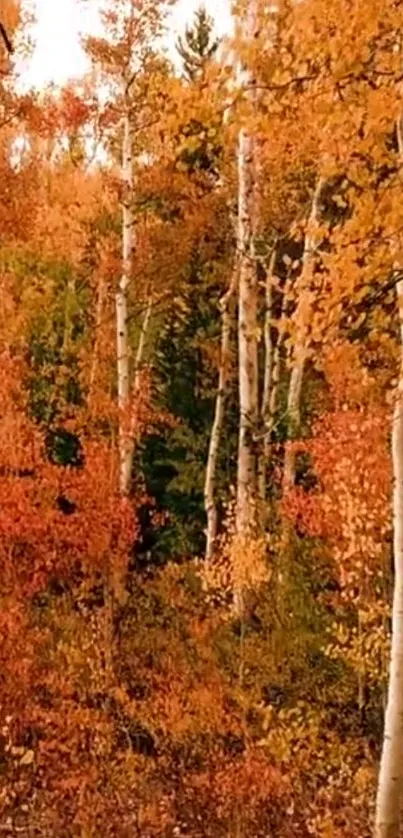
[{"left": 176, "top": 5, "right": 219, "bottom": 82}]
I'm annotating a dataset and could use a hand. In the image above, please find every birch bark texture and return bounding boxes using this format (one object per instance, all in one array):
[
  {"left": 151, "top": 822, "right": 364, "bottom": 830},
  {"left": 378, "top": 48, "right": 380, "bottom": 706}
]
[
  {"left": 204, "top": 274, "right": 236, "bottom": 561},
  {"left": 283, "top": 176, "right": 325, "bottom": 491},
  {"left": 374, "top": 116, "right": 403, "bottom": 838},
  {"left": 258, "top": 246, "right": 278, "bottom": 504},
  {"left": 117, "top": 110, "right": 134, "bottom": 496},
  {"left": 236, "top": 0, "right": 259, "bottom": 535},
  {"left": 374, "top": 276, "right": 403, "bottom": 838}
]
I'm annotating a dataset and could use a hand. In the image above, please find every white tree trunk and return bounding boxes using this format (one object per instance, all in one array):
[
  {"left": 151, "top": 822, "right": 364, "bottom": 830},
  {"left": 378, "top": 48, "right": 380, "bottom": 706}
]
[
  {"left": 133, "top": 296, "right": 152, "bottom": 393},
  {"left": 236, "top": 0, "right": 259, "bottom": 535},
  {"left": 129, "top": 295, "right": 153, "bottom": 444},
  {"left": 268, "top": 273, "right": 291, "bottom": 437},
  {"left": 374, "top": 116, "right": 403, "bottom": 838},
  {"left": 283, "top": 176, "right": 325, "bottom": 491},
  {"left": 258, "top": 246, "right": 277, "bottom": 504},
  {"left": 204, "top": 274, "right": 236, "bottom": 561},
  {"left": 117, "top": 112, "right": 134, "bottom": 496},
  {"left": 375, "top": 279, "right": 403, "bottom": 838}
]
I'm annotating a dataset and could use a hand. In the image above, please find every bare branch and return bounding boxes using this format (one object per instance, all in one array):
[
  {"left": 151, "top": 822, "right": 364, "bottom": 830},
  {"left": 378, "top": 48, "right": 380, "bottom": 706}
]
[{"left": 0, "top": 21, "right": 13, "bottom": 55}]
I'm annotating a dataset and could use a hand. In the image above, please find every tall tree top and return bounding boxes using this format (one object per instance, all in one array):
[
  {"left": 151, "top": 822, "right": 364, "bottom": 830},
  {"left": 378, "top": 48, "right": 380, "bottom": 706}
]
[
  {"left": 176, "top": 5, "right": 219, "bottom": 82},
  {"left": 84, "top": 0, "right": 172, "bottom": 89}
]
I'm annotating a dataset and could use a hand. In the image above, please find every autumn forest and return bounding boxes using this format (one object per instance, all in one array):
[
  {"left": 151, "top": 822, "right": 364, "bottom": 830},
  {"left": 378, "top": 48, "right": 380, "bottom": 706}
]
[{"left": 1, "top": 0, "right": 403, "bottom": 835}]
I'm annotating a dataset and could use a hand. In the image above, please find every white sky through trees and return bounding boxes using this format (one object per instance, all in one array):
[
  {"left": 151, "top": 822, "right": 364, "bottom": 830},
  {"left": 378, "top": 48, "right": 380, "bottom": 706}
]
[{"left": 26, "top": 0, "right": 231, "bottom": 88}]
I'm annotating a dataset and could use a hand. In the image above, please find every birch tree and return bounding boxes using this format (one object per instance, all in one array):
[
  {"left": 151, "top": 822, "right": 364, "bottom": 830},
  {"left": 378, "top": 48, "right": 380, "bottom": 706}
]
[
  {"left": 117, "top": 108, "right": 134, "bottom": 494},
  {"left": 258, "top": 245, "right": 278, "bottom": 505},
  {"left": 374, "top": 285, "right": 403, "bottom": 838},
  {"left": 235, "top": 0, "right": 259, "bottom": 535},
  {"left": 374, "top": 115, "right": 403, "bottom": 838},
  {"left": 283, "top": 176, "right": 325, "bottom": 491},
  {"left": 85, "top": 0, "right": 174, "bottom": 496},
  {"left": 204, "top": 273, "right": 236, "bottom": 561}
]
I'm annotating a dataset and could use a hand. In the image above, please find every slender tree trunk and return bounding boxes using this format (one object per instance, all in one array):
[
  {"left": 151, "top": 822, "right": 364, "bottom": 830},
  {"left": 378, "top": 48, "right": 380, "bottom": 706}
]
[
  {"left": 374, "top": 116, "right": 403, "bottom": 838},
  {"left": 283, "top": 176, "right": 325, "bottom": 491},
  {"left": 236, "top": 0, "right": 259, "bottom": 535},
  {"left": 89, "top": 272, "right": 106, "bottom": 406},
  {"left": 269, "top": 272, "right": 291, "bottom": 437},
  {"left": 258, "top": 246, "right": 277, "bottom": 505},
  {"left": 117, "top": 111, "right": 134, "bottom": 496},
  {"left": 204, "top": 274, "right": 236, "bottom": 561},
  {"left": 63, "top": 275, "right": 76, "bottom": 354},
  {"left": 129, "top": 295, "right": 153, "bottom": 443},
  {"left": 375, "top": 279, "right": 403, "bottom": 838},
  {"left": 133, "top": 296, "right": 152, "bottom": 393}
]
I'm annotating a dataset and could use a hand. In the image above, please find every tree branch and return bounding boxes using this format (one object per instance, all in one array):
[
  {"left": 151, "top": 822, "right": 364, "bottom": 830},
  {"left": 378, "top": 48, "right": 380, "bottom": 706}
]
[{"left": 0, "top": 22, "right": 13, "bottom": 55}]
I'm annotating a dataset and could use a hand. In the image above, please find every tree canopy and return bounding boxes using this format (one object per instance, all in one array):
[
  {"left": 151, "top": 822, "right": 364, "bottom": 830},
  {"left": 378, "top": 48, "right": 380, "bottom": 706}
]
[{"left": 0, "top": 0, "right": 401, "bottom": 835}]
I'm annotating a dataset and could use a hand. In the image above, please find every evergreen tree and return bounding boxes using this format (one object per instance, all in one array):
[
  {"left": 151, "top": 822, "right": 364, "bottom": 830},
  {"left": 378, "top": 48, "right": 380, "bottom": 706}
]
[
  {"left": 176, "top": 5, "right": 219, "bottom": 82},
  {"left": 140, "top": 258, "right": 238, "bottom": 562}
]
